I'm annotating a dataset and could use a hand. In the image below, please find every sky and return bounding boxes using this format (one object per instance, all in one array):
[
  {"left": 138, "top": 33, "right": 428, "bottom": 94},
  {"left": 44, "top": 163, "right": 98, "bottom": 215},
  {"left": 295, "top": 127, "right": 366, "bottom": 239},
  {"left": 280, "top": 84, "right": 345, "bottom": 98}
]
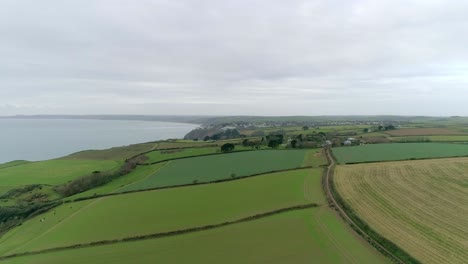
[{"left": 0, "top": 0, "right": 467, "bottom": 116}]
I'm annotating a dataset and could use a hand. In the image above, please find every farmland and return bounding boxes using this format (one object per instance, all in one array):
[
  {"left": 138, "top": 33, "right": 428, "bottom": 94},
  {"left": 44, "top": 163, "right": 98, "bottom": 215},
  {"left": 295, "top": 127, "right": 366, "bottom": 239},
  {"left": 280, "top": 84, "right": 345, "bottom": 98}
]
[
  {"left": 390, "top": 135, "right": 468, "bottom": 142},
  {"left": 335, "top": 158, "right": 468, "bottom": 264},
  {"left": 0, "top": 169, "right": 320, "bottom": 255},
  {"left": 0, "top": 159, "right": 120, "bottom": 186},
  {"left": 0, "top": 208, "right": 387, "bottom": 264},
  {"left": 120, "top": 150, "right": 312, "bottom": 192},
  {"left": 332, "top": 143, "right": 468, "bottom": 164},
  {"left": 384, "top": 128, "right": 465, "bottom": 136}
]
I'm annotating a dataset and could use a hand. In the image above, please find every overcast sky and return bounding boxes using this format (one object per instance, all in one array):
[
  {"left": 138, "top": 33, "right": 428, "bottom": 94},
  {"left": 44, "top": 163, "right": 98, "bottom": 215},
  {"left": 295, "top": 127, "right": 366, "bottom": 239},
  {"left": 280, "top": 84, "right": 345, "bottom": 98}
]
[{"left": 1, "top": 0, "right": 467, "bottom": 116}]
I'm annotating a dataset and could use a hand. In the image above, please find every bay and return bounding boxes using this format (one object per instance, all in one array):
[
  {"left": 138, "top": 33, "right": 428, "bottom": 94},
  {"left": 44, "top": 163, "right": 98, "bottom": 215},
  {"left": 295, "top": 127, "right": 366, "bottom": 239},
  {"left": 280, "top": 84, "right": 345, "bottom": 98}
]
[{"left": 0, "top": 119, "right": 198, "bottom": 163}]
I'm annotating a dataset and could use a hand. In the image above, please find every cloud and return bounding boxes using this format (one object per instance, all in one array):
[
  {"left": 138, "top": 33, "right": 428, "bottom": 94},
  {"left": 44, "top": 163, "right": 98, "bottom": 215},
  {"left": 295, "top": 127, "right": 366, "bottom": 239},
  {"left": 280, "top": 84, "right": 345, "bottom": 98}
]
[{"left": 0, "top": 0, "right": 467, "bottom": 116}]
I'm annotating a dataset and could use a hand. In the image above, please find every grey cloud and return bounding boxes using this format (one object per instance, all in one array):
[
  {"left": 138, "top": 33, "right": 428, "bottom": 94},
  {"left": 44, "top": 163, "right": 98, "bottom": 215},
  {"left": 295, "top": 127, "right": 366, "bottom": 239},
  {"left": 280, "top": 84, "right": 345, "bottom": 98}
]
[{"left": 0, "top": 0, "right": 467, "bottom": 116}]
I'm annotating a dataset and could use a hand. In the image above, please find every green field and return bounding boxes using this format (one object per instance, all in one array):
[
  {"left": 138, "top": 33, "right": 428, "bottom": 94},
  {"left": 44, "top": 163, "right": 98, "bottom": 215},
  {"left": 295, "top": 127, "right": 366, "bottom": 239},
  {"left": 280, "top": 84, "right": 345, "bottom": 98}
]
[
  {"left": 1, "top": 208, "right": 387, "bottom": 264},
  {"left": 0, "top": 160, "right": 31, "bottom": 170},
  {"left": 0, "top": 169, "right": 320, "bottom": 255},
  {"left": 63, "top": 142, "right": 157, "bottom": 161},
  {"left": 143, "top": 147, "right": 220, "bottom": 163},
  {"left": 391, "top": 135, "right": 468, "bottom": 142},
  {"left": 67, "top": 163, "right": 167, "bottom": 200},
  {"left": 332, "top": 143, "right": 468, "bottom": 164},
  {"left": 120, "top": 150, "right": 310, "bottom": 192},
  {"left": 0, "top": 159, "right": 121, "bottom": 186}
]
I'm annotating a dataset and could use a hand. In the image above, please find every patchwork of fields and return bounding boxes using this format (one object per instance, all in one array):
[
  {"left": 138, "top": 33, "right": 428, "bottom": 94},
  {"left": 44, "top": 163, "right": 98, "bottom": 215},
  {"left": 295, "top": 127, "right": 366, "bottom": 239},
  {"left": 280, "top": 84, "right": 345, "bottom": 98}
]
[
  {"left": 335, "top": 158, "right": 468, "bottom": 264},
  {"left": 120, "top": 150, "right": 312, "bottom": 192},
  {"left": 0, "top": 208, "right": 386, "bottom": 264},
  {"left": 0, "top": 167, "right": 387, "bottom": 263},
  {"left": 332, "top": 143, "right": 468, "bottom": 164}
]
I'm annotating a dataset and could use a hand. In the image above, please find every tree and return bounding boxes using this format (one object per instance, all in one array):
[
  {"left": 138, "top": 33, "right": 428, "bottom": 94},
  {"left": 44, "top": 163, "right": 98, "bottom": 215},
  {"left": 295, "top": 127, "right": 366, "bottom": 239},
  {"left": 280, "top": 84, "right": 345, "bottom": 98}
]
[
  {"left": 268, "top": 140, "right": 280, "bottom": 149},
  {"left": 363, "top": 128, "right": 369, "bottom": 133},
  {"left": 302, "top": 126, "right": 309, "bottom": 131},
  {"left": 220, "top": 143, "right": 235, "bottom": 153},
  {"left": 242, "top": 139, "right": 250, "bottom": 147},
  {"left": 297, "top": 134, "right": 303, "bottom": 141},
  {"left": 203, "top": 136, "right": 210, "bottom": 141},
  {"left": 291, "top": 139, "right": 298, "bottom": 148}
]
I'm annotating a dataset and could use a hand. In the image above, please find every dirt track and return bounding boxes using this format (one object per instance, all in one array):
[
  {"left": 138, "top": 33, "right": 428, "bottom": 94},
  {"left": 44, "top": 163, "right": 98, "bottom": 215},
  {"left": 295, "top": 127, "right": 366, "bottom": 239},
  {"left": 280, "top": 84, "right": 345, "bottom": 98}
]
[{"left": 323, "top": 147, "right": 405, "bottom": 264}]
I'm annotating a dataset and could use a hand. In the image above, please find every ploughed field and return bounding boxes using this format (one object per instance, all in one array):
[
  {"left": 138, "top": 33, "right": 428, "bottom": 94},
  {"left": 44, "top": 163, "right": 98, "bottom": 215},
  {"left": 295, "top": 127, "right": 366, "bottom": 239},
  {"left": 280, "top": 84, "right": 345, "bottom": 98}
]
[
  {"left": 334, "top": 158, "right": 468, "bottom": 264},
  {"left": 332, "top": 143, "right": 468, "bottom": 164},
  {"left": 384, "top": 128, "right": 465, "bottom": 136}
]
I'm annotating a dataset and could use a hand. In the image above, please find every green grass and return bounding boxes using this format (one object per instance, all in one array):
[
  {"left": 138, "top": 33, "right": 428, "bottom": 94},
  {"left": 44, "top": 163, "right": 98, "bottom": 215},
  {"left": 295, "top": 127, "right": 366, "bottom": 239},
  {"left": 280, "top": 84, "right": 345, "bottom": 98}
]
[
  {"left": 0, "top": 159, "right": 121, "bottom": 186},
  {"left": 1, "top": 208, "right": 388, "bottom": 264},
  {"left": 144, "top": 147, "right": 220, "bottom": 163},
  {"left": 63, "top": 142, "right": 156, "bottom": 161},
  {"left": 120, "top": 150, "right": 309, "bottom": 192},
  {"left": 391, "top": 135, "right": 468, "bottom": 142},
  {"left": 333, "top": 143, "right": 468, "bottom": 164},
  {"left": 302, "top": 149, "right": 328, "bottom": 167},
  {"left": 0, "top": 169, "right": 320, "bottom": 255},
  {"left": 67, "top": 163, "right": 167, "bottom": 200},
  {"left": 0, "top": 160, "right": 31, "bottom": 170}
]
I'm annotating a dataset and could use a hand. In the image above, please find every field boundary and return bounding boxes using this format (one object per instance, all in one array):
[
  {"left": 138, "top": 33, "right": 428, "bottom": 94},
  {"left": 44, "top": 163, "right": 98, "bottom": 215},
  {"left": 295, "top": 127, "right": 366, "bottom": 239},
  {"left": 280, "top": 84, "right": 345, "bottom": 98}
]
[
  {"left": 66, "top": 166, "right": 316, "bottom": 203},
  {"left": 323, "top": 147, "right": 420, "bottom": 264},
  {"left": 0, "top": 203, "right": 318, "bottom": 261}
]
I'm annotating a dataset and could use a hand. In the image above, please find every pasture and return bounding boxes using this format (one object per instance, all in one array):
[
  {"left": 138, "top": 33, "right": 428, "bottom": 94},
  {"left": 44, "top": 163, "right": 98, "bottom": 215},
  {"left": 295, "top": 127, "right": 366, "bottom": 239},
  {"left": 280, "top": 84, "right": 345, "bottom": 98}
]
[
  {"left": 0, "top": 169, "right": 321, "bottom": 255},
  {"left": 0, "top": 160, "right": 30, "bottom": 170},
  {"left": 63, "top": 142, "right": 157, "bottom": 161},
  {"left": 0, "top": 159, "right": 120, "bottom": 186},
  {"left": 143, "top": 147, "right": 220, "bottom": 164},
  {"left": 391, "top": 135, "right": 468, "bottom": 142},
  {"left": 67, "top": 163, "right": 167, "bottom": 200},
  {"left": 332, "top": 143, "right": 468, "bottom": 164},
  {"left": 0, "top": 208, "right": 388, "bottom": 264},
  {"left": 120, "top": 150, "right": 310, "bottom": 192},
  {"left": 335, "top": 158, "right": 468, "bottom": 264},
  {"left": 384, "top": 128, "right": 465, "bottom": 136}
]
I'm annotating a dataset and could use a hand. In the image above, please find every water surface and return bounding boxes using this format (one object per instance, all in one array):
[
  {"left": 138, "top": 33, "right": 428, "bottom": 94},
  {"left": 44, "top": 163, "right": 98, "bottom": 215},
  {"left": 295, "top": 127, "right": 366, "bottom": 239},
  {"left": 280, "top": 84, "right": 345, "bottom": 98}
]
[{"left": 0, "top": 119, "right": 198, "bottom": 163}]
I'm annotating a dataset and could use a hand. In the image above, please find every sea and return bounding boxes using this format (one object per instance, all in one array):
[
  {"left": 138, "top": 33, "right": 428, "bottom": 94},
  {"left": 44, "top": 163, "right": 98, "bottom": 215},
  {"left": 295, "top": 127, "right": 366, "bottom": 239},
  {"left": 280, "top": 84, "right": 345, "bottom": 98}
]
[{"left": 0, "top": 118, "right": 199, "bottom": 163}]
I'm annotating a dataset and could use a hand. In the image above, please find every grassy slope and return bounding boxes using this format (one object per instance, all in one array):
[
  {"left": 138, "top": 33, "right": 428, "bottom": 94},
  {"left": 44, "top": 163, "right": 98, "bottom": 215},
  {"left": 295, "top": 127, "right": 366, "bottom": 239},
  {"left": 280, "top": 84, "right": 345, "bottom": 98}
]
[
  {"left": 120, "top": 150, "right": 309, "bottom": 192},
  {"left": 144, "top": 147, "right": 219, "bottom": 163},
  {"left": 1, "top": 208, "right": 388, "bottom": 264},
  {"left": 63, "top": 142, "right": 156, "bottom": 161},
  {"left": 0, "top": 159, "right": 121, "bottom": 186},
  {"left": 332, "top": 143, "right": 468, "bottom": 164},
  {"left": 0, "top": 169, "right": 319, "bottom": 255},
  {"left": 0, "top": 160, "right": 31, "bottom": 170},
  {"left": 67, "top": 163, "right": 167, "bottom": 200},
  {"left": 335, "top": 158, "right": 468, "bottom": 264}
]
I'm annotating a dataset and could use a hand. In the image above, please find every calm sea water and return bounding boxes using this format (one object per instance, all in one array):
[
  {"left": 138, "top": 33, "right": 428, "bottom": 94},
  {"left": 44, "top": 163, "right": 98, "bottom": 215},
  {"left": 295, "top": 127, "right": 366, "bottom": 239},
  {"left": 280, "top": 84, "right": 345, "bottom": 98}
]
[{"left": 0, "top": 119, "right": 199, "bottom": 163}]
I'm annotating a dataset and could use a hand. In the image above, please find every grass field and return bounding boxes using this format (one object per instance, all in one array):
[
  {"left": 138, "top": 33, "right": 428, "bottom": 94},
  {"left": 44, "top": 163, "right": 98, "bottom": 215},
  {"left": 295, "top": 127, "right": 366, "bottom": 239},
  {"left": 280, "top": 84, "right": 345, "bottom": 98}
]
[
  {"left": 0, "top": 159, "right": 121, "bottom": 186},
  {"left": 0, "top": 169, "right": 321, "bottom": 255},
  {"left": 391, "top": 135, "right": 468, "bottom": 142},
  {"left": 335, "top": 158, "right": 468, "bottom": 264},
  {"left": 144, "top": 147, "right": 219, "bottom": 163},
  {"left": 332, "top": 143, "right": 468, "bottom": 164},
  {"left": 67, "top": 163, "right": 167, "bottom": 200},
  {"left": 63, "top": 142, "right": 157, "bottom": 161},
  {"left": 1, "top": 208, "right": 388, "bottom": 264},
  {"left": 384, "top": 128, "right": 465, "bottom": 136},
  {"left": 0, "top": 160, "right": 30, "bottom": 170},
  {"left": 120, "top": 150, "right": 310, "bottom": 192}
]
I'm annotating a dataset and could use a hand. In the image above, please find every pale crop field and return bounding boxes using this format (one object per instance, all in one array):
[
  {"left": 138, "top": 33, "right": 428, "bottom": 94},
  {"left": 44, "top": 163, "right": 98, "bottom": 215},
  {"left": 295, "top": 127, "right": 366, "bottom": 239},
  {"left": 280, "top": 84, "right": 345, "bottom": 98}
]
[{"left": 335, "top": 158, "right": 468, "bottom": 264}]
